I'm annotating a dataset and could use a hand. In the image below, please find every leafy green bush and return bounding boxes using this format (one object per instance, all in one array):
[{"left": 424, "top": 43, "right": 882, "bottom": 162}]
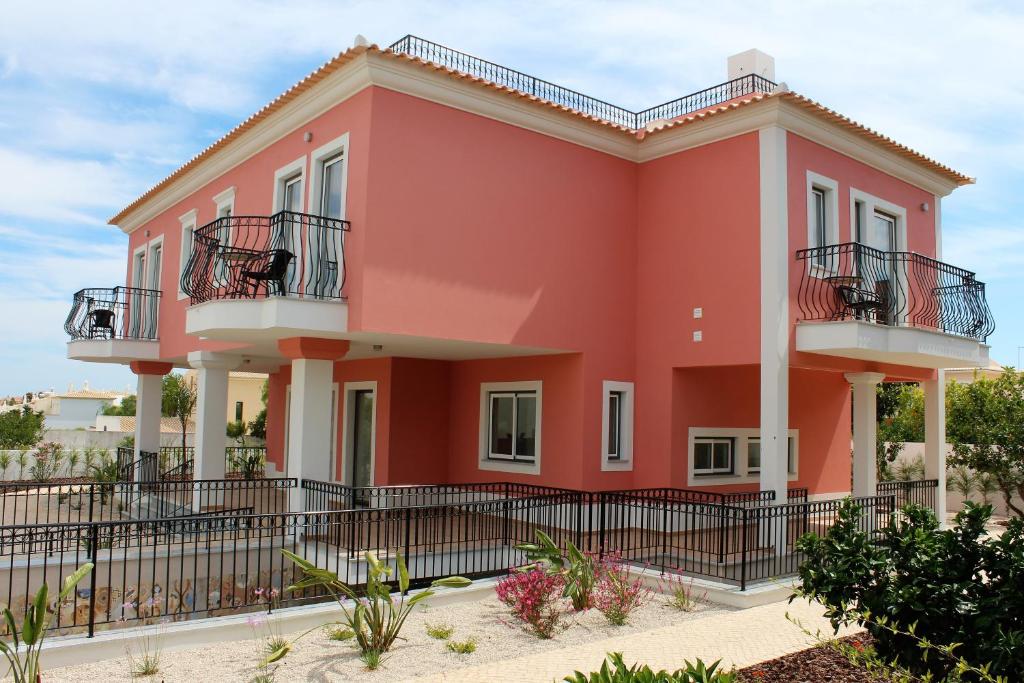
[
  {"left": 0, "top": 408, "right": 44, "bottom": 449},
  {"left": 795, "top": 499, "right": 1024, "bottom": 681},
  {"left": 564, "top": 653, "right": 735, "bottom": 682},
  {"left": 446, "top": 637, "right": 476, "bottom": 654},
  {"left": 425, "top": 622, "right": 454, "bottom": 640}
]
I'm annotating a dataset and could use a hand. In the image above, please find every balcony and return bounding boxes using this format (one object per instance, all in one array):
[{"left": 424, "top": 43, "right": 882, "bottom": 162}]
[
  {"left": 180, "top": 211, "right": 352, "bottom": 344},
  {"left": 65, "top": 287, "right": 162, "bottom": 363},
  {"left": 795, "top": 243, "right": 994, "bottom": 368}
]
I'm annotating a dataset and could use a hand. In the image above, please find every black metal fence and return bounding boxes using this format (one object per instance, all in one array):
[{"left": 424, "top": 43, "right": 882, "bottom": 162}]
[
  {"left": 796, "top": 243, "right": 995, "bottom": 341},
  {"left": 180, "top": 211, "right": 351, "bottom": 303},
  {"left": 878, "top": 479, "right": 937, "bottom": 511},
  {"left": 388, "top": 35, "right": 776, "bottom": 129},
  {"left": 65, "top": 286, "right": 161, "bottom": 341}
]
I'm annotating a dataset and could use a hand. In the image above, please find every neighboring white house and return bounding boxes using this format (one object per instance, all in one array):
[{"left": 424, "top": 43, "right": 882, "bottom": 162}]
[{"left": 36, "top": 383, "right": 126, "bottom": 429}]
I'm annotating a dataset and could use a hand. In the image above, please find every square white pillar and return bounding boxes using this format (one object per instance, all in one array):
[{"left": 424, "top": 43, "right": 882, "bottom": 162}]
[
  {"left": 924, "top": 372, "right": 947, "bottom": 527},
  {"left": 134, "top": 372, "right": 163, "bottom": 482},
  {"left": 846, "top": 372, "right": 886, "bottom": 499},
  {"left": 189, "top": 352, "right": 240, "bottom": 511},
  {"left": 287, "top": 358, "right": 334, "bottom": 511}
]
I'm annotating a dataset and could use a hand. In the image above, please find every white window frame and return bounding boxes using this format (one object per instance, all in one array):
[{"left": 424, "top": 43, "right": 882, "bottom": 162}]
[
  {"left": 338, "top": 382, "right": 372, "bottom": 487},
  {"left": 212, "top": 186, "right": 236, "bottom": 217},
  {"left": 272, "top": 156, "right": 307, "bottom": 213},
  {"left": 478, "top": 381, "right": 542, "bottom": 475},
  {"left": 849, "top": 188, "right": 907, "bottom": 252},
  {"left": 177, "top": 209, "right": 198, "bottom": 299},
  {"left": 131, "top": 244, "right": 147, "bottom": 289},
  {"left": 307, "top": 133, "right": 349, "bottom": 220},
  {"left": 805, "top": 171, "right": 839, "bottom": 276},
  {"left": 601, "top": 380, "right": 634, "bottom": 471},
  {"left": 687, "top": 427, "right": 799, "bottom": 486},
  {"left": 746, "top": 435, "right": 798, "bottom": 475},
  {"left": 146, "top": 234, "right": 164, "bottom": 291}
]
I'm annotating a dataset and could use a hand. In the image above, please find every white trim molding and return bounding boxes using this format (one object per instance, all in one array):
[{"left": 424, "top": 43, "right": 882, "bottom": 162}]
[
  {"left": 687, "top": 427, "right": 799, "bottom": 487},
  {"left": 478, "top": 380, "right": 542, "bottom": 475},
  {"left": 806, "top": 170, "right": 839, "bottom": 247},
  {"left": 849, "top": 187, "right": 908, "bottom": 251},
  {"left": 212, "top": 186, "right": 236, "bottom": 216},
  {"left": 601, "top": 380, "right": 634, "bottom": 472}
]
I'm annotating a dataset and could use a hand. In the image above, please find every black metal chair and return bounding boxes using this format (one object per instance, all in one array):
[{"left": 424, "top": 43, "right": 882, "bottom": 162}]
[
  {"left": 88, "top": 307, "right": 115, "bottom": 339},
  {"left": 241, "top": 249, "right": 294, "bottom": 297}
]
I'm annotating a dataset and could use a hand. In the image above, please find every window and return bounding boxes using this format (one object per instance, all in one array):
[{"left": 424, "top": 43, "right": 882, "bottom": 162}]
[
  {"left": 747, "top": 437, "right": 796, "bottom": 474},
  {"left": 479, "top": 381, "right": 542, "bottom": 474},
  {"left": 806, "top": 172, "right": 838, "bottom": 270},
  {"left": 283, "top": 174, "right": 303, "bottom": 213},
  {"left": 487, "top": 391, "right": 537, "bottom": 462},
  {"left": 177, "top": 209, "right": 197, "bottom": 299},
  {"left": 693, "top": 437, "right": 733, "bottom": 475},
  {"left": 234, "top": 401, "right": 243, "bottom": 422},
  {"left": 601, "top": 381, "right": 634, "bottom": 470},
  {"left": 607, "top": 392, "right": 622, "bottom": 460},
  {"left": 320, "top": 154, "right": 345, "bottom": 219}
]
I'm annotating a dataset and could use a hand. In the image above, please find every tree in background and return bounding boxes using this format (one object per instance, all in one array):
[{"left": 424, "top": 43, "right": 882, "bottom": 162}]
[
  {"left": 875, "top": 383, "right": 924, "bottom": 479},
  {"left": 102, "top": 394, "right": 137, "bottom": 416},
  {"left": 0, "top": 407, "right": 45, "bottom": 449},
  {"left": 162, "top": 374, "right": 197, "bottom": 450},
  {"left": 947, "top": 368, "right": 1024, "bottom": 518},
  {"left": 247, "top": 379, "right": 268, "bottom": 440}
]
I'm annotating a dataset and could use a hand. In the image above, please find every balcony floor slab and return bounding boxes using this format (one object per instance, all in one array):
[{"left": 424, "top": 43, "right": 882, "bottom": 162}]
[
  {"left": 185, "top": 296, "right": 349, "bottom": 344},
  {"left": 795, "top": 320, "right": 990, "bottom": 369},
  {"left": 66, "top": 339, "right": 161, "bottom": 364}
]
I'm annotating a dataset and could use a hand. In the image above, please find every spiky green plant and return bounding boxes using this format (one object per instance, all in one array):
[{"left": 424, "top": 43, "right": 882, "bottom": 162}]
[
  {"left": 0, "top": 563, "right": 93, "bottom": 682},
  {"left": 262, "top": 551, "right": 470, "bottom": 666},
  {"left": 446, "top": 637, "right": 477, "bottom": 654},
  {"left": 0, "top": 451, "right": 11, "bottom": 480},
  {"left": 425, "top": 622, "right": 454, "bottom": 640},
  {"left": 16, "top": 449, "right": 29, "bottom": 480},
  {"left": 564, "top": 653, "right": 736, "bottom": 682},
  {"left": 66, "top": 449, "right": 81, "bottom": 478},
  {"left": 516, "top": 529, "right": 596, "bottom": 610}
]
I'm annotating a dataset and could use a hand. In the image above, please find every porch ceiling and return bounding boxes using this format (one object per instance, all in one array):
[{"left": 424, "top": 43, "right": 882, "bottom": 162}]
[{"left": 795, "top": 320, "right": 990, "bottom": 370}]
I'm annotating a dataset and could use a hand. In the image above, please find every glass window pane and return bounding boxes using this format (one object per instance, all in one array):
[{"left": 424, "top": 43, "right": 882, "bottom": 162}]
[
  {"left": 284, "top": 176, "right": 303, "bottom": 212},
  {"left": 607, "top": 393, "right": 620, "bottom": 457},
  {"left": 515, "top": 395, "right": 537, "bottom": 459},
  {"left": 694, "top": 442, "right": 712, "bottom": 471},
  {"left": 489, "top": 395, "right": 514, "bottom": 457},
  {"left": 788, "top": 437, "right": 796, "bottom": 474},
  {"left": 321, "top": 156, "right": 344, "bottom": 219},
  {"left": 813, "top": 189, "right": 826, "bottom": 247},
  {"left": 747, "top": 439, "right": 760, "bottom": 471},
  {"left": 713, "top": 441, "right": 731, "bottom": 470}
]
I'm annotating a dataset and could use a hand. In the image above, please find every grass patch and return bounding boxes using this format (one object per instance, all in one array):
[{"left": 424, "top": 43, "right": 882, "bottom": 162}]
[
  {"left": 325, "top": 624, "right": 356, "bottom": 641},
  {"left": 360, "top": 649, "right": 384, "bottom": 670},
  {"left": 425, "top": 621, "right": 455, "bottom": 640},
  {"left": 446, "top": 637, "right": 477, "bottom": 654}
]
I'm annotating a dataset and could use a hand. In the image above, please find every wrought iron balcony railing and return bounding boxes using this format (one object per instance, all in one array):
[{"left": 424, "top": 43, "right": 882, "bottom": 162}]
[
  {"left": 65, "top": 287, "right": 161, "bottom": 341},
  {"left": 796, "top": 243, "right": 995, "bottom": 342},
  {"left": 388, "top": 35, "right": 776, "bottom": 129},
  {"left": 180, "top": 211, "right": 351, "bottom": 304}
]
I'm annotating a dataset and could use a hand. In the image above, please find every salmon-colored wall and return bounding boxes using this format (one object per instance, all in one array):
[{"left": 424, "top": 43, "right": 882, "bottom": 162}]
[
  {"left": 387, "top": 358, "right": 451, "bottom": 484},
  {"left": 124, "top": 88, "right": 375, "bottom": 364},
  {"left": 633, "top": 133, "right": 761, "bottom": 487},
  {"left": 671, "top": 365, "right": 851, "bottom": 494}
]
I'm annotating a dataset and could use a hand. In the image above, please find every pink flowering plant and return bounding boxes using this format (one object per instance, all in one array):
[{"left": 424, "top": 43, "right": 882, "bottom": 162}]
[
  {"left": 592, "top": 555, "right": 649, "bottom": 626},
  {"left": 495, "top": 566, "right": 566, "bottom": 638},
  {"left": 515, "top": 530, "right": 596, "bottom": 611}
]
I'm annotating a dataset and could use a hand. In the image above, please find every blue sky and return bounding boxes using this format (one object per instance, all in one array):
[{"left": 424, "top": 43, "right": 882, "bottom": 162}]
[{"left": 1, "top": 1, "right": 1022, "bottom": 395}]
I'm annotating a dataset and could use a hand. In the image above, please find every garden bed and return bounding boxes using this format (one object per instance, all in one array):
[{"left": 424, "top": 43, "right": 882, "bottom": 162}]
[
  {"left": 736, "top": 635, "right": 873, "bottom": 682},
  {"left": 48, "top": 591, "right": 732, "bottom": 682}
]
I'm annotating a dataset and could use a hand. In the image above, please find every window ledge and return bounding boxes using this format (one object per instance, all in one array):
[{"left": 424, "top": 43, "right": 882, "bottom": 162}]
[
  {"left": 601, "top": 458, "right": 632, "bottom": 472},
  {"left": 478, "top": 459, "right": 540, "bottom": 475}
]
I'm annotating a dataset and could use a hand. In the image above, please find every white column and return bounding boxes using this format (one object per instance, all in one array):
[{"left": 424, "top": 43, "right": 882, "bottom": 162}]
[
  {"left": 846, "top": 372, "right": 886, "bottom": 499},
  {"left": 287, "top": 358, "right": 334, "bottom": 511},
  {"left": 758, "top": 126, "right": 790, "bottom": 505},
  {"left": 189, "top": 352, "right": 239, "bottom": 509},
  {"left": 924, "top": 372, "right": 947, "bottom": 527},
  {"left": 134, "top": 372, "right": 163, "bottom": 481}
]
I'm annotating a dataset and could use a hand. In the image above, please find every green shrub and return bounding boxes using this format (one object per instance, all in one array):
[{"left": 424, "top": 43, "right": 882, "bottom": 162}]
[
  {"left": 564, "top": 653, "right": 735, "bottom": 682},
  {"left": 517, "top": 529, "right": 597, "bottom": 610},
  {"left": 446, "top": 637, "right": 476, "bottom": 654},
  {"left": 425, "top": 622, "right": 454, "bottom": 640},
  {"left": 795, "top": 499, "right": 1024, "bottom": 681}
]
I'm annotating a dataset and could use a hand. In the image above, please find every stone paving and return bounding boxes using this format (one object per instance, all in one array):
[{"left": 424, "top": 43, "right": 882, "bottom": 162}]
[{"left": 405, "top": 597, "right": 858, "bottom": 682}]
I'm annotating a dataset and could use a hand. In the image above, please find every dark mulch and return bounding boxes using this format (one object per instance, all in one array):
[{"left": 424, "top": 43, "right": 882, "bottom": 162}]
[
  {"left": 736, "top": 635, "right": 874, "bottom": 683},
  {"left": 0, "top": 477, "right": 97, "bottom": 489}
]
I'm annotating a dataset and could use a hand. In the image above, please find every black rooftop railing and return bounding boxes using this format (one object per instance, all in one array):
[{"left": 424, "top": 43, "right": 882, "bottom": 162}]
[
  {"left": 65, "top": 286, "right": 161, "bottom": 341},
  {"left": 388, "top": 35, "right": 777, "bottom": 130}
]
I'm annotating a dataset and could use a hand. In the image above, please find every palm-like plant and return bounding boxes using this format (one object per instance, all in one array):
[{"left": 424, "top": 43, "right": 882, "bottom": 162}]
[
  {"left": 517, "top": 530, "right": 597, "bottom": 611},
  {"left": 976, "top": 472, "right": 999, "bottom": 507},
  {"left": 0, "top": 563, "right": 93, "bottom": 682},
  {"left": 947, "top": 466, "right": 976, "bottom": 503},
  {"left": 66, "top": 449, "right": 81, "bottom": 478},
  {"left": 16, "top": 449, "right": 29, "bottom": 480},
  {"left": 0, "top": 451, "right": 11, "bottom": 481},
  {"left": 263, "top": 550, "right": 469, "bottom": 665},
  {"left": 90, "top": 456, "right": 121, "bottom": 505}
]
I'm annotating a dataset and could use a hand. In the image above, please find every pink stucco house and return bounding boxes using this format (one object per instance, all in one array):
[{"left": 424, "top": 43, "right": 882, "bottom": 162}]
[{"left": 65, "top": 36, "right": 993, "bottom": 517}]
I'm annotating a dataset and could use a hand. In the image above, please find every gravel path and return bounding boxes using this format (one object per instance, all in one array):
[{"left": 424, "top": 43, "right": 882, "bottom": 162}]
[{"left": 47, "top": 593, "right": 731, "bottom": 682}]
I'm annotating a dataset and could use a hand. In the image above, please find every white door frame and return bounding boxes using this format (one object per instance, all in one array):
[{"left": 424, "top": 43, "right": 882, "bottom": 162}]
[{"left": 337, "top": 381, "right": 377, "bottom": 486}]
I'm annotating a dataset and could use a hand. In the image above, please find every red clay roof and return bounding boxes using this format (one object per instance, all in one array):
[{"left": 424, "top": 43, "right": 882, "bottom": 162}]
[{"left": 109, "top": 44, "right": 972, "bottom": 226}]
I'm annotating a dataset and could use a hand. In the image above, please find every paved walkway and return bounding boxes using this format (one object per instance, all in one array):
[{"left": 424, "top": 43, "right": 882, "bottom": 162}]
[{"left": 406, "top": 598, "right": 858, "bottom": 682}]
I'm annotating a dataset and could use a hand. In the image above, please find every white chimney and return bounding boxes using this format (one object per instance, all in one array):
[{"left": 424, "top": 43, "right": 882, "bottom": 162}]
[{"left": 727, "top": 49, "right": 775, "bottom": 81}]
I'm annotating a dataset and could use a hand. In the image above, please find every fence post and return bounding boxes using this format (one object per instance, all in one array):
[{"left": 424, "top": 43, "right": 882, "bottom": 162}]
[
  {"left": 598, "top": 494, "right": 606, "bottom": 559},
  {"left": 87, "top": 523, "right": 99, "bottom": 637},
  {"left": 87, "top": 484, "right": 95, "bottom": 523},
  {"left": 660, "top": 490, "right": 669, "bottom": 572},
  {"left": 403, "top": 506, "right": 412, "bottom": 564},
  {"left": 740, "top": 507, "right": 748, "bottom": 591}
]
